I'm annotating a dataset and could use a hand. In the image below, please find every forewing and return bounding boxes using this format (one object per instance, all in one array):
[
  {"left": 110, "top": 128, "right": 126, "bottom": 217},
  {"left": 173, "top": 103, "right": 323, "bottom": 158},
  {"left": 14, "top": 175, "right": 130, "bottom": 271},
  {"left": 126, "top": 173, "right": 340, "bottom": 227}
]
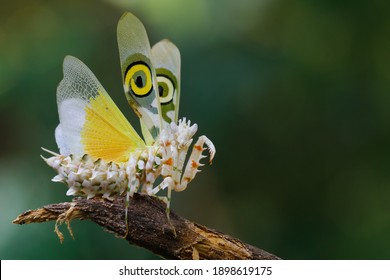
[
  {"left": 117, "top": 12, "right": 161, "bottom": 141},
  {"left": 56, "top": 55, "right": 145, "bottom": 162},
  {"left": 152, "top": 40, "right": 181, "bottom": 125}
]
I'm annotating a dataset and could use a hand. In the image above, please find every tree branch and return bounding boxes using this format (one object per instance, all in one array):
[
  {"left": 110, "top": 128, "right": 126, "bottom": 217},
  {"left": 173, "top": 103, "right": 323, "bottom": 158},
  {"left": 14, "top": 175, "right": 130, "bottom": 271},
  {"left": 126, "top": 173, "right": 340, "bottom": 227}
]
[{"left": 13, "top": 194, "right": 281, "bottom": 260}]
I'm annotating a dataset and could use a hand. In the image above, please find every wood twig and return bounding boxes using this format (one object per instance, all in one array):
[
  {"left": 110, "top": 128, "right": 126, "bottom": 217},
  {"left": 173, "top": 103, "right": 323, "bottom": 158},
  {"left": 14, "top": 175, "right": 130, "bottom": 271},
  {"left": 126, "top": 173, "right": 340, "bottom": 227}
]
[{"left": 13, "top": 194, "right": 281, "bottom": 260}]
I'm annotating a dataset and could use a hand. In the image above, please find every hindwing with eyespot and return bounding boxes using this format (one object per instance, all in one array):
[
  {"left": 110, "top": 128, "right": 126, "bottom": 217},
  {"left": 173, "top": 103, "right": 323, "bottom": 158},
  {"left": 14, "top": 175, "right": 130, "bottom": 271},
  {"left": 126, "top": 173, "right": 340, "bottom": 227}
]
[
  {"left": 117, "top": 12, "right": 161, "bottom": 141},
  {"left": 152, "top": 40, "right": 181, "bottom": 126}
]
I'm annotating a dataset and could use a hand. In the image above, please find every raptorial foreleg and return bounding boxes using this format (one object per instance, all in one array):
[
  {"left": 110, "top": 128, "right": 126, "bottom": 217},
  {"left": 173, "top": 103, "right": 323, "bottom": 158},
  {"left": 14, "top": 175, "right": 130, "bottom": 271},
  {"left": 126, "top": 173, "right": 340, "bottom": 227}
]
[{"left": 175, "top": 135, "right": 216, "bottom": 192}]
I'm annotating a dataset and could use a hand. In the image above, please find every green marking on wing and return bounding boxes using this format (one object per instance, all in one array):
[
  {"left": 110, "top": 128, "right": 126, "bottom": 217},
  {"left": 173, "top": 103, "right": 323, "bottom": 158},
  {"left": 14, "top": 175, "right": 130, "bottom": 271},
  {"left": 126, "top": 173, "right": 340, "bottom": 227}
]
[
  {"left": 117, "top": 12, "right": 161, "bottom": 140},
  {"left": 152, "top": 40, "right": 181, "bottom": 126}
]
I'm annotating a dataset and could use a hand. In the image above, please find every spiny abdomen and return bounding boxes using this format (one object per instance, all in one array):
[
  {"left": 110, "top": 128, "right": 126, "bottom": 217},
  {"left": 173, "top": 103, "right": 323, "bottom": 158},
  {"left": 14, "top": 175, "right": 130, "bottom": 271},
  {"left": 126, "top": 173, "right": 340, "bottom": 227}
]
[{"left": 42, "top": 153, "right": 128, "bottom": 200}]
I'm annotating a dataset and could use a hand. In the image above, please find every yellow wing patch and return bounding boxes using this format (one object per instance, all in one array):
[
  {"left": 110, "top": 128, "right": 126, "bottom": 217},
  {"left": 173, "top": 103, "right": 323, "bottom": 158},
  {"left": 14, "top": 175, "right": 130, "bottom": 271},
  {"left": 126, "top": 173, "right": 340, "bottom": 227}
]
[{"left": 81, "top": 91, "right": 145, "bottom": 162}]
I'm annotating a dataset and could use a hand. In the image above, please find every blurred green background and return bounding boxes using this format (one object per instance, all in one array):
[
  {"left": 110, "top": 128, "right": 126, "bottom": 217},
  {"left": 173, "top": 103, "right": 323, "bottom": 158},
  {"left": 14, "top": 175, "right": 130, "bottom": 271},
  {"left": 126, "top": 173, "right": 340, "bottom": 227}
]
[{"left": 1, "top": 0, "right": 390, "bottom": 259}]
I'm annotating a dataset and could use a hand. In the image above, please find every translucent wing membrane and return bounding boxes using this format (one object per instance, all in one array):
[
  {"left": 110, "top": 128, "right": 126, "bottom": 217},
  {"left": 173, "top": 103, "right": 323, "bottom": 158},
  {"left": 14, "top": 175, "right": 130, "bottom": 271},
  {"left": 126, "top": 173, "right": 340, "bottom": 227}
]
[
  {"left": 117, "top": 12, "right": 161, "bottom": 142},
  {"left": 152, "top": 40, "right": 181, "bottom": 125},
  {"left": 56, "top": 55, "right": 145, "bottom": 162}
]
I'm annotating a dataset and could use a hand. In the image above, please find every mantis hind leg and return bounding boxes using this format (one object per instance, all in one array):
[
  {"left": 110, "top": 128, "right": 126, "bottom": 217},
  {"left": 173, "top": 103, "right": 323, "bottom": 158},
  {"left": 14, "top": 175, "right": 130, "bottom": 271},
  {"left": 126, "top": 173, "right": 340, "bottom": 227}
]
[
  {"left": 148, "top": 177, "right": 177, "bottom": 237},
  {"left": 124, "top": 154, "right": 140, "bottom": 238}
]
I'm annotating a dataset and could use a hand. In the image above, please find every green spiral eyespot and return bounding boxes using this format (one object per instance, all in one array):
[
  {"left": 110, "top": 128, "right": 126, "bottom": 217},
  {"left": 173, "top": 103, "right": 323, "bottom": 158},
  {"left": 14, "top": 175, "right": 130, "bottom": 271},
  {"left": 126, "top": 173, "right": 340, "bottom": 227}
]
[{"left": 157, "top": 75, "right": 175, "bottom": 104}]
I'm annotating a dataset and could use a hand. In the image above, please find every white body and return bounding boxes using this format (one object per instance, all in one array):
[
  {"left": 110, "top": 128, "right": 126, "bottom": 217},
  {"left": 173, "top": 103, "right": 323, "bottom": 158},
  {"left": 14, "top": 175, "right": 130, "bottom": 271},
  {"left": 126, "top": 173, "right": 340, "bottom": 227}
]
[{"left": 43, "top": 118, "right": 215, "bottom": 210}]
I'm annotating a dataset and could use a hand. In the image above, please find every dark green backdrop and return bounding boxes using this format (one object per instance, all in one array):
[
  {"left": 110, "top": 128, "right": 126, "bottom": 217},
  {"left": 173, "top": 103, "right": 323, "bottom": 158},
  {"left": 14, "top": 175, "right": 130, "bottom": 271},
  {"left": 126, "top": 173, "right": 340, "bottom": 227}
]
[{"left": 1, "top": 0, "right": 390, "bottom": 259}]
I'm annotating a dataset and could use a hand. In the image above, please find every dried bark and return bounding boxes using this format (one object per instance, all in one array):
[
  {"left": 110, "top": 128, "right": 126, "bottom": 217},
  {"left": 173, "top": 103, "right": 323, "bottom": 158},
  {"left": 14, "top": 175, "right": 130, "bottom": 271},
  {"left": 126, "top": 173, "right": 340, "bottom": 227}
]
[{"left": 13, "top": 194, "right": 281, "bottom": 260}]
